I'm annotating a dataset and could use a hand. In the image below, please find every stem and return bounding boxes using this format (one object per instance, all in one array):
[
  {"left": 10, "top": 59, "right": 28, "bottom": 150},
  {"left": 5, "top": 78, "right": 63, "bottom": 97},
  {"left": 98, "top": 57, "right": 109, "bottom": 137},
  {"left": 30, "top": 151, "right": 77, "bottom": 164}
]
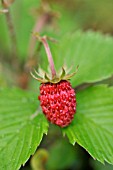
[
  {"left": 5, "top": 9, "right": 18, "bottom": 69},
  {"left": 41, "top": 36, "right": 56, "bottom": 78},
  {"left": 28, "top": 14, "right": 50, "bottom": 58}
]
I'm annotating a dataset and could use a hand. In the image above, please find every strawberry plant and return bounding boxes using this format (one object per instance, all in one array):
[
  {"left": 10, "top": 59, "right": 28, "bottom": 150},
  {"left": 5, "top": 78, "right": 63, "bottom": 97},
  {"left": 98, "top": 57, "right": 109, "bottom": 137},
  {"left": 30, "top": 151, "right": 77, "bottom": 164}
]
[{"left": 0, "top": 0, "right": 113, "bottom": 170}]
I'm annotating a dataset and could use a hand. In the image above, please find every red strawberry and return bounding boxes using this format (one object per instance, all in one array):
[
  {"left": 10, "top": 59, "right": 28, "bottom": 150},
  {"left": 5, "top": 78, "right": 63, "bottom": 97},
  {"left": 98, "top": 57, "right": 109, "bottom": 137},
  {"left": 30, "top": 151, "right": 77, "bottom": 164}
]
[
  {"left": 38, "top": 80, "right": 76, "bottom": 127},
  {"left": 31, "top": 34, "right": 78, "bottom": 127}
]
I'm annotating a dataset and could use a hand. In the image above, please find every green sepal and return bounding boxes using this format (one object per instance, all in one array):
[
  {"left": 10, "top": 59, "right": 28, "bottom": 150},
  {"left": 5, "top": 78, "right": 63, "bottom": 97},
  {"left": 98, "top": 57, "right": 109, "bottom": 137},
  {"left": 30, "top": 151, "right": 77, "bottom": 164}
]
[
  {"left": 44, "top": 73, "right": 50, "bottom": 81},
  {"left": 60, "top": 67, "right": 66, "bottom": 78},
  {"left": 30, "top": 65, "right": 78, "bottom": 84}
]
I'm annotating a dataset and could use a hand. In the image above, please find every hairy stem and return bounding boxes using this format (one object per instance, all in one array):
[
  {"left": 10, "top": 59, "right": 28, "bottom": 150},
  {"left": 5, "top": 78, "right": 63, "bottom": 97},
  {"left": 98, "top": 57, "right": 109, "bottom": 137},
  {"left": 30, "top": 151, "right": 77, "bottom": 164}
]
[{"left": 41, "top": 36, "right": 56, "bottom": 78}]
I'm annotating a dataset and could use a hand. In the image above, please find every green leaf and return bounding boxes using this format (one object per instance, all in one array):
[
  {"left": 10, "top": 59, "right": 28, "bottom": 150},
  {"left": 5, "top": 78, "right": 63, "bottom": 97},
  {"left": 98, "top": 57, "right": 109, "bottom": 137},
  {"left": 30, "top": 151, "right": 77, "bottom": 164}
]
[
  {"left": 0, "top": 88, "right": 49, "bottom": 170},
  {"left": 63, "top": 85, "right": 113, "bottom": 164},
  {"left": 52, "top": 31, "right": 113, "bottom": 87}
]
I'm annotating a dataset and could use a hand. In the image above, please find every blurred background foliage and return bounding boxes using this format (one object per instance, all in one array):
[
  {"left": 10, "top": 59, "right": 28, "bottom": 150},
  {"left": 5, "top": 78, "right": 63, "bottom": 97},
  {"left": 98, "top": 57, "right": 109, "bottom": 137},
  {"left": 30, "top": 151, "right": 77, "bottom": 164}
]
[{"left": 0, "top": 0, "right": 113, "bottom": 169}]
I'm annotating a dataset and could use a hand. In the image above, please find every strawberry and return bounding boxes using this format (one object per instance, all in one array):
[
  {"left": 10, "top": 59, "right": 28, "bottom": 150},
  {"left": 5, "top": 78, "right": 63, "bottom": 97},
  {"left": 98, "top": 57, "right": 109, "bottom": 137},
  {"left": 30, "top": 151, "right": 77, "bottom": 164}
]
[
  {"left": 38, "top": 80, "right": 76, "bottom": 127},
  {"left": 31, "top": 34, "right": 78, "bottom": 127}
]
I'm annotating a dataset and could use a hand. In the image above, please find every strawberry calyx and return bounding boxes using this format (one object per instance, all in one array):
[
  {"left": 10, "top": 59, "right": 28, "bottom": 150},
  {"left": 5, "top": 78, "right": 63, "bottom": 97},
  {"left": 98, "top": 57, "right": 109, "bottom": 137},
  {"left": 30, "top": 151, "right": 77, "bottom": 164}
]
[
  {"left": 30, "top": 33, "right": 78, "bottom": 83},
  {"left": 30, "top": 65, "right": 78, "bottom": 83}
]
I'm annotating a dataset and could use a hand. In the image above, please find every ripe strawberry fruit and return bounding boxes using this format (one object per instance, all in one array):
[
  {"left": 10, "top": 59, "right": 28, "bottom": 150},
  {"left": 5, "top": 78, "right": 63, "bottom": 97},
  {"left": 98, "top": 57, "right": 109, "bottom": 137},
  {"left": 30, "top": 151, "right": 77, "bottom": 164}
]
[
  {"left": 38, "top": 80, "right": 76, "bottom": 127},
  {"left": 31, "top": 34, "right": 78, "bottom": 127}
]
